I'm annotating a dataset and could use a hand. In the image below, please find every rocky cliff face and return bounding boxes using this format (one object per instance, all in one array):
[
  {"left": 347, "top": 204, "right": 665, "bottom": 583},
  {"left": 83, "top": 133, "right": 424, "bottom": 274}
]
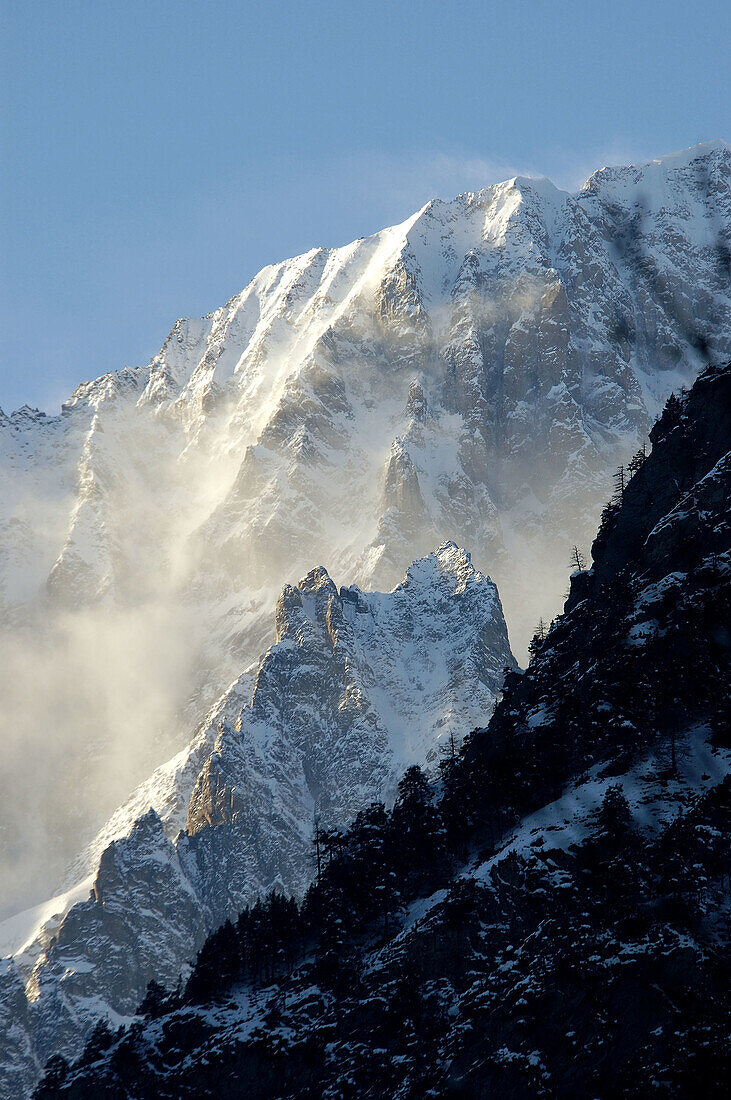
[{"left": 0, "top": 544, "right": 514, "bottom": 1098}]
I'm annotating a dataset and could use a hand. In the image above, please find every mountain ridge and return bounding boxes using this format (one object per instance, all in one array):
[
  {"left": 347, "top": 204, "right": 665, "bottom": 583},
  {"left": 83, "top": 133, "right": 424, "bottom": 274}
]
[{"left": 4, "top": 139, "right": 730, "bottom": 425}]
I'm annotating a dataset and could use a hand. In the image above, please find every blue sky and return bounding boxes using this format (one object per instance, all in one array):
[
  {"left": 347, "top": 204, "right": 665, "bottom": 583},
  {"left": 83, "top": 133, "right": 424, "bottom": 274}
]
[{"left": 1, "top": 0, "right": 729, "bottom": 412}]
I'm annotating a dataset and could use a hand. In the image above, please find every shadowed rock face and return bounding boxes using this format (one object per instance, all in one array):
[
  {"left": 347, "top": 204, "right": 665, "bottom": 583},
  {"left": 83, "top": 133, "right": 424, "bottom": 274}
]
[
  {"left": 589, "top": 363, "right": 731, "bottom": 580},
  {"left": 0, "top": 544, "right": 515, "bottom": 1099}
]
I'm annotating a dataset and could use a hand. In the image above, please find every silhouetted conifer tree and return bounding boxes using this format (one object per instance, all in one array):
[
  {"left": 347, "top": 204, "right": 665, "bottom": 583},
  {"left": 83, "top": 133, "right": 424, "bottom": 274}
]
[
  {"left": 598, "top": 784, "right": 632, "bottom": 835},
  {"left": 139, "top": 979, "right": 168, "bottom": 1019}
]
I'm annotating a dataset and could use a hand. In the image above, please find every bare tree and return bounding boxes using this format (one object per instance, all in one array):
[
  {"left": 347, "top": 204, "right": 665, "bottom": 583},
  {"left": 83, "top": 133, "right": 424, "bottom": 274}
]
[
  {"left": 528, "top": 617, "right": 547, "bottom": 661},
  {"left": 570, "top": 545, "right": 586, "bottom": 572},
  {"left": 448, "top": 725, "right": 457, "bottom": 760},
  {"left": 313, "top": 814, "right": 322, "bottom": 884}
]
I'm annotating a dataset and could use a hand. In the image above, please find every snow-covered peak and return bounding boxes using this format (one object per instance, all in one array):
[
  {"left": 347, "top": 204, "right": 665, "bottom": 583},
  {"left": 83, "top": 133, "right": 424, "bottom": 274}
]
[
  {"left": 0, "top": 543, "right": 515, "bottom": 1096},
  {"left": 402, "top": 540, "right": 480, "bottom": 592},
  {"left": 592, "top": 138, "right": 729, "bottom": 178},
  {"left": 581, "top": 138, "right": 731, "bottom": 199}
]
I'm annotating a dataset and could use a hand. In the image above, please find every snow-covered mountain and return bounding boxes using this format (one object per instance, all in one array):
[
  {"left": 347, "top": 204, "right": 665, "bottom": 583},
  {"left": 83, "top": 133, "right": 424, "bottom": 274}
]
[
  {"left": 34, "top": 360, "right": 731, "bottom": 1100},
  {"left": 0, "top": 544, "right": 514, "bottom": 1098},
  {"left": 6, "top": 142, "right": 729, "bottom": 627},
  {"left": 3, "top": 142, "right": 730, "bottom": 919}
]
